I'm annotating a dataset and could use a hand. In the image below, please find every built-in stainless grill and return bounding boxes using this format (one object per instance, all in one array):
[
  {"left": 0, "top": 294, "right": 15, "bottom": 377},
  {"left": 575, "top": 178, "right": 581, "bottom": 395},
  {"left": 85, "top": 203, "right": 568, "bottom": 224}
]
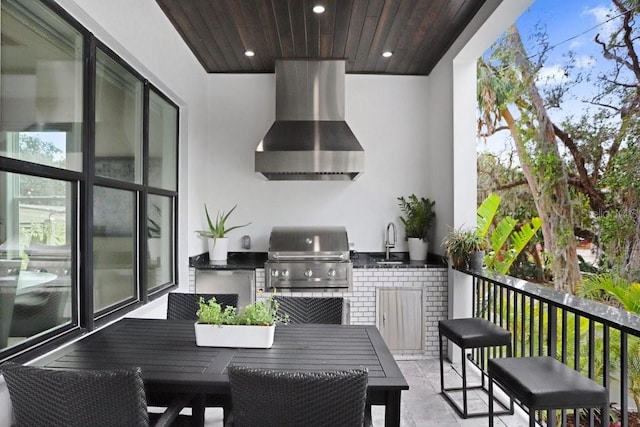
[{"left": 265, "top": 226, "right": 353, "bottom": 291}]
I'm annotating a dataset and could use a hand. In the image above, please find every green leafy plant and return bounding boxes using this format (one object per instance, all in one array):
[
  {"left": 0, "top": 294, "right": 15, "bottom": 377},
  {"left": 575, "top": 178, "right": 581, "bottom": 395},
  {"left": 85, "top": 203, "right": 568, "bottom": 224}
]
[
  {"left": 196, "top": 204, "right": 251, "bottom": 239},
  {"left": 442, "top": 226, "right": 486, "bottom": 268},
  {"left": 576, "top": 273, "right": 640, "bottom": 412},
  {"left": 196, "top": 297, "right": 237, "bottom": 325},
  {"left": 477, "top": 193, "right": 542, "bottom": 274},
  {"left": 397, "top": 194, "right": 436, "bottom": 240},
  {"left": 196, "top": 295, "right": 287, "bottom": 326}
]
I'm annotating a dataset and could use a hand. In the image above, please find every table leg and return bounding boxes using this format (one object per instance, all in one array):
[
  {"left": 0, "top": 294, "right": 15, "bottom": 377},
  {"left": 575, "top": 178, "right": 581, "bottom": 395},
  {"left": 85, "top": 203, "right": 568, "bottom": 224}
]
[
  {"left": 192, "top": 394, "right": 205, "bottom": 427},
  {"left": 384, "top": 391, "right": 402, "bottom": 427}
]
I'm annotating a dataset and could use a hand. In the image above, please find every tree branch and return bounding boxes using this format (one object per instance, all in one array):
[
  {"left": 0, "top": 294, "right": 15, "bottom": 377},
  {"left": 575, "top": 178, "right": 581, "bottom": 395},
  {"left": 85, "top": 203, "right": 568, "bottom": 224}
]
[{"left": 553, "top": 124, "right": 606, "bottom": 212}]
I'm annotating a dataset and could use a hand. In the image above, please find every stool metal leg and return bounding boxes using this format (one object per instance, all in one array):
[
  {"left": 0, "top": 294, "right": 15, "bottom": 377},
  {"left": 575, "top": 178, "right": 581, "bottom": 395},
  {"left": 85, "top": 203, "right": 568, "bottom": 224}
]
[
  {"left": 439, "top": 330, "right": 445, "bottom": 393},
  {"left": 488, "top": 371, "right": 494, "bottom": 427},
  {"left": 461, "top": 346, "right": 468, "bottom": 417},
  {"left": 439, "top": 322, "right": 513, "bottom": 419}
]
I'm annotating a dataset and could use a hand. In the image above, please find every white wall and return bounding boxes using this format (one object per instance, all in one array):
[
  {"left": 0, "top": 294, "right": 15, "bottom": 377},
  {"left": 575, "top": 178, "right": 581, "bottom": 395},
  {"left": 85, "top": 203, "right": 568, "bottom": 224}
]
[
  {"left": 426, "top": 0, "right": 534, "bottom": 323},
  {"left": 202, "top": 74, "right": 433, "bottom": 254},
  {"left": 50, "top": 0, "right": 532, "bottom": 285}
]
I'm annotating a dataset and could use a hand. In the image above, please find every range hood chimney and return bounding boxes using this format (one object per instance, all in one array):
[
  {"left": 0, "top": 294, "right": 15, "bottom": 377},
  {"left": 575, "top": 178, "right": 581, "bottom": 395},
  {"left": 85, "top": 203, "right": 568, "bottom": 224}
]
[{"left": 255, "top": 60, "right": 364, "bottom": 181}]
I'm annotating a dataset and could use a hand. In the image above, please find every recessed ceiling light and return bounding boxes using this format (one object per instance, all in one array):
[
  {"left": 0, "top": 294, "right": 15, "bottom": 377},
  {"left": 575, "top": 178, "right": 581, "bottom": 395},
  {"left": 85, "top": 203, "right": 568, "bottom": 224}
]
[
  {"left": 245, "top": 50, "right": 255, "bottom": 57},
  {"left": 313, "top": 5, "right": 325, "bottom": 14},
  {"left": 382, "top": 51, "right": 393, "bottom": 58}
]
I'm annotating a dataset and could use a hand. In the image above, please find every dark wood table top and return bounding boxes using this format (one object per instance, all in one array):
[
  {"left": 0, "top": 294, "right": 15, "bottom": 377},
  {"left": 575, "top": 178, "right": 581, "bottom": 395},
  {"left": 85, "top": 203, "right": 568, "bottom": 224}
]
[{"left": 34, "top": 318, "right": 409, "bottom": 395}]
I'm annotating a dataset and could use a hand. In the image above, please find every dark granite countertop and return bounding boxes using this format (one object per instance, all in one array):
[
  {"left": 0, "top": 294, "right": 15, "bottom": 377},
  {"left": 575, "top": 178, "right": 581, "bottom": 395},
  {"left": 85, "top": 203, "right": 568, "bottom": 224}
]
[
  {"left": 189, "top": 252, "right": 268, "bottom": 270},
  {"left": 190, "top": 251, "right": 447, "bottom": 270},
  {"left": 352, "top": 252, "right": 447, "bottom": 268}
]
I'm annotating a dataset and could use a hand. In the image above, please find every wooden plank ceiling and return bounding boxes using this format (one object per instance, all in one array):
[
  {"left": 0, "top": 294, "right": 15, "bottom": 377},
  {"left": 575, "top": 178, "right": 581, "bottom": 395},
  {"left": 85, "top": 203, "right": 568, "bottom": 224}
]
[{"left": 155, "top": 0, "right": 486, "bottom": 75}]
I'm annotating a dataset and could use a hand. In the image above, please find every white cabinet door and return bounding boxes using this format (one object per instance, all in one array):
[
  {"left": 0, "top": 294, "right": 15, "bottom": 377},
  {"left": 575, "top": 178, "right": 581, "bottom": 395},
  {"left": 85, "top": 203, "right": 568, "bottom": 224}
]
[{"left": 376, "top": 287, "right": 424, "bottom": 354}]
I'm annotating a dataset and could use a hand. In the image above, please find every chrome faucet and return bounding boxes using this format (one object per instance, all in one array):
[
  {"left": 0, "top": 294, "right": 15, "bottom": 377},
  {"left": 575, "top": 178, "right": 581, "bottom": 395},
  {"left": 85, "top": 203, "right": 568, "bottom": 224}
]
[{"left": 385, "top": 222, "right": 397, "bottom": 259}]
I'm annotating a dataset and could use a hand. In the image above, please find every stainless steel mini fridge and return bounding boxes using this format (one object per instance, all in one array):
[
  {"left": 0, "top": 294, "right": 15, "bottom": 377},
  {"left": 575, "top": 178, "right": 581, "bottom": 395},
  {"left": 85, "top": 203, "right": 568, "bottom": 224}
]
[{"left": 194, "top": 270, "right": 255, "bottom": 311}]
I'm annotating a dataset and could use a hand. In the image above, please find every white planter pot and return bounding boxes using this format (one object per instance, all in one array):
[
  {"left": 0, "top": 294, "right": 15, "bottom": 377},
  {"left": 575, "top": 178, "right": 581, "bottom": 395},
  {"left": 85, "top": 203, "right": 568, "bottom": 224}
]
[
  {"left": 208, "top": 237, "right": 229, "bottom": 261},
  {"left": 407, "top": 238, "right": 429, "bottom": 261},
  {"left": 194, "top": 323, "right": 275, "bottom": 348}
]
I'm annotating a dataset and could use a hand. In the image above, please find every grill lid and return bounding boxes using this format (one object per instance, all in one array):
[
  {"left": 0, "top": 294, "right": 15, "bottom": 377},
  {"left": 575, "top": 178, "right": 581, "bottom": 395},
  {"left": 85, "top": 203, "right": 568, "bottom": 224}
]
[{"left": 268, "top": 226, "right": 350, "bottom": 260}]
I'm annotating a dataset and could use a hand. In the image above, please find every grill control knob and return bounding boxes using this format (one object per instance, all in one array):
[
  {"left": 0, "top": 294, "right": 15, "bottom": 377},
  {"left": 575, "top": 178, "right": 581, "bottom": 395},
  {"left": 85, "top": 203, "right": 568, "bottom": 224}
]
[
  {"left": 304, "top": 269, "right": 313, "bottom": 278},
  {"left": 281, "top": 269, "right": 290, "bottom": 278},
  {"left": 327, "top": 268, "right": 336, "bottom": 278},
  {"left": 271, "top": 269, "right": 279, "bottom": 277}
]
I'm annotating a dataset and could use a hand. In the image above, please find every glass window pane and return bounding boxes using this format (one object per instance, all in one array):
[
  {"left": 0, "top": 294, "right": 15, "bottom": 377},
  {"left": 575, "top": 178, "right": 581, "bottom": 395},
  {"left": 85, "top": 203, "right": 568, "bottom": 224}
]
[
  {"left": 0, "top": 0, "right": 83, "bottom": 171},
  {"left": 148, "top": 90, "right": 177, "bottom": 190},
  {"left": 93, "top": 186, "right": 135, "bottom": 312},
  {"left": 95, "top": 49, "right": 143, "bottom": 183},
  {"left": 0, "top": 172, "right": 73, "bottom": 351},
  {"left": 147, "top": 194, "right": 173, "bottom": 290}
]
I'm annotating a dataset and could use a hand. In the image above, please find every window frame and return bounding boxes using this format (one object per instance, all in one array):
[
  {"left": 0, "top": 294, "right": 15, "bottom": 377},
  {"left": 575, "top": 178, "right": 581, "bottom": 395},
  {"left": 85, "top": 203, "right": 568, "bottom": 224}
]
[{"left": 0, "top": 0, "right": 179, "bottom": 362}]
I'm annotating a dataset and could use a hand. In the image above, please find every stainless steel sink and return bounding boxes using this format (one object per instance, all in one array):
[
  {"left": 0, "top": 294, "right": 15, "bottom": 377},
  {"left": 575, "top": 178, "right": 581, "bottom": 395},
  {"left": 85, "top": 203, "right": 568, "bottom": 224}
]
[{"left": 371, "top": 255, "right": 405, "bottom": 265}]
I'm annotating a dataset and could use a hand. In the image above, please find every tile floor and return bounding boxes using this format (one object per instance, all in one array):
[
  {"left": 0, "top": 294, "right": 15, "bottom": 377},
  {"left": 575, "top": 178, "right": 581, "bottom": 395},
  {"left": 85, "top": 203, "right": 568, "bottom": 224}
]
[{"left": 200, "top": 358, "right": 529, "bottom": 426}]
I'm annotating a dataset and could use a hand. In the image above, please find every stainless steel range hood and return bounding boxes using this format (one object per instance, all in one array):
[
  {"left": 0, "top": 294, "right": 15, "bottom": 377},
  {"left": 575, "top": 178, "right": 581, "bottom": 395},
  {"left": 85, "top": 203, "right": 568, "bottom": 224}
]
[{"left": 255, "top": 60, "right": 364, "bottom": 181}]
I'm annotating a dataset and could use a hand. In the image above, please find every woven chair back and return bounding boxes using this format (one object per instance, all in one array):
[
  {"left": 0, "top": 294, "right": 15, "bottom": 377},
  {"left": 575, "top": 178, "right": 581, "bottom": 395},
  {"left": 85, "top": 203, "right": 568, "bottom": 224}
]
[
  {"left": 167, "top": 292, "right": 238, "bottom": 320},
  {"left": 1, "top": 362, "right": 149, "bottom": 427},
  {"left": 228, "top": 365, "right": 368, "bottom": 427},
  {"left": 274, "top": 296, "right": 343, "bottom": 324}
]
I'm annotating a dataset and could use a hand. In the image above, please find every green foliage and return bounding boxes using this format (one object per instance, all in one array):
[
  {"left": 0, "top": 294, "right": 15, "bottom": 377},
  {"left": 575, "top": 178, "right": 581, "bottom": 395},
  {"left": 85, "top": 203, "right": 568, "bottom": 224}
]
[
  {"left": 196, "top": 295, "right": 288, "bottom": 326},
  {"left": 196, "top": 297, "right": 237, "bottom": 325},
  {"left": 18, "top": 134, "right": 65, "bottom": 169},
  {"left": 477, "top": 193, "right": 543, "bottom": 274},
  {"left": 442, "top": 227, "right": 486, "bottom": 268},
  {"left": 196, "top": 204, "right": 251, "bottom": 239},
  {"left": 596, "top": 210, "right": 636, "bottom": 273},
  {"left": 237, "top": 298, "right": 281, "bottom": 326},
  {"left": 576, "top": 273, "right": 640, "bottom": 410},
  {"left": 578, "top": 273, "right": 640, "bottom": 314},
  {"left": 478, "top": 16, "right": 640, "bottom": 285},
  {"left": 397, "top": 195, "right": 436, "bottom": 240}
]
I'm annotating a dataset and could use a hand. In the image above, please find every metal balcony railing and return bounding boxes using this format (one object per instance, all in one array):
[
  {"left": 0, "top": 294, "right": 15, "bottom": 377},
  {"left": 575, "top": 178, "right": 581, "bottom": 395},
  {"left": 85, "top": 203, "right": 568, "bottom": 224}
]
[{"left": 458, "top": 268, "right": 640, "bottom": 427}]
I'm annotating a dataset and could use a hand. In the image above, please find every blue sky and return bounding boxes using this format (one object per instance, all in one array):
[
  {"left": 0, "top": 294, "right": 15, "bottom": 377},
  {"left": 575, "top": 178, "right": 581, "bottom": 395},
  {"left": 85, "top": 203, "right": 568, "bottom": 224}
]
[
  {"left": 517, "top": 0, "right": 616, "bottom": 89},
  {"left": 480, "top": 0, "right": 620, "bottom": 153}
]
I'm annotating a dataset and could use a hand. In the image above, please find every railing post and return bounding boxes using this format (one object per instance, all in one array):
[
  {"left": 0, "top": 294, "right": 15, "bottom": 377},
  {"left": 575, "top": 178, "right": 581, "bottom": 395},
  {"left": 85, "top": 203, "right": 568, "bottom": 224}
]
[
  {"left": 620, "top": 331, "right": 628, "bottom": 427},
  {"left": 546, "top": 304, "right": 557, "bottom": 427}
]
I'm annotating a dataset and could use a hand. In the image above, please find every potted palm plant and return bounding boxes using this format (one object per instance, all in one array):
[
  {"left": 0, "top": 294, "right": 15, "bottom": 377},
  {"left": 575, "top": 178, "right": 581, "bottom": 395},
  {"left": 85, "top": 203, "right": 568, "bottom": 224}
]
[
  {"left": 194, "top": 295, "right": 287, "bottom": 348},
  {"left": 397, "top": 194, "right": 436, "bottom": 261},
  {"left": 196, "top": 204, "right": 250, "bottom": 262},
  {"left": 442, "top": 227, "right": 487, "bottom": 269}
]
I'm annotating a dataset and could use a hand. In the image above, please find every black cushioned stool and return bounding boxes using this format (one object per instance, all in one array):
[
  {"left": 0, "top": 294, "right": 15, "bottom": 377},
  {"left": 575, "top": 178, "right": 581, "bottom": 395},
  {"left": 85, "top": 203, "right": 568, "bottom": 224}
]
[
  {"left": 488, "top": 356, "right": 609, "bottom": 427},
  {"left": 438, "top": 318, "right": 513, "bottom": 418}
]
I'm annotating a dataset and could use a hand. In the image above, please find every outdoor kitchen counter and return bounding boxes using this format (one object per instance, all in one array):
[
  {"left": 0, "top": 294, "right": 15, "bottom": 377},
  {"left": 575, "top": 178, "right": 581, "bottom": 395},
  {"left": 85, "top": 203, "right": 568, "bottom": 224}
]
[
  {"left": 190, "top": 252, "right": 446, "bottom": 270},
  {"left": 189, "top": 252, "right": 268, "bottom": 270},
  {"left": 352, "top": 252, "right": 446, "bottom": 268}
]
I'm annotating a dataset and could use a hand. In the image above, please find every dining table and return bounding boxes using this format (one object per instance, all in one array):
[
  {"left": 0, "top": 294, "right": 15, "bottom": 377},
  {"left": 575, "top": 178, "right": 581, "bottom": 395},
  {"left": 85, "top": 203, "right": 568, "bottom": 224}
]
[{"left": 33, "top": 318, "right": 409, "bottom": 427}]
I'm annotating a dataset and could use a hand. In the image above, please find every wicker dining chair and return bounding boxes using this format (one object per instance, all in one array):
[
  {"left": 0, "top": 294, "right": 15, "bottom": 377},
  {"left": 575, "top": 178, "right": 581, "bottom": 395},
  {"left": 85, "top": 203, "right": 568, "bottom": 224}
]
[
  {"left": 274, "top": 296, "right": 344, "bottom": 324},
  {"left": 226, "top": 365, "right": 370, "bottom": 427},
  {"left": 167, "top": 292, "right": 239, "bottom": 320},
  {"left": 0, "top": 362, "right": 191, "bottom": 427}
]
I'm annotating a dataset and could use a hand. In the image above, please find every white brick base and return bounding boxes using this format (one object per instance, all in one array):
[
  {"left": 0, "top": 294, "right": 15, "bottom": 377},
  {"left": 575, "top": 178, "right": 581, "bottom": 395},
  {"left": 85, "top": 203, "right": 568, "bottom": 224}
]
[{"left": 190, "top": 266, "right": 448, "bottom": 358}]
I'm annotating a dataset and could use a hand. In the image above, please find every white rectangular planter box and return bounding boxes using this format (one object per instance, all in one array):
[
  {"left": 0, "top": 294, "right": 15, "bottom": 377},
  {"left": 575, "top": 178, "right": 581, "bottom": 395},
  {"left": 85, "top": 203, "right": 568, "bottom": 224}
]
[{"left": 194, "top": 323, "right": 275, "bottom": 348}]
